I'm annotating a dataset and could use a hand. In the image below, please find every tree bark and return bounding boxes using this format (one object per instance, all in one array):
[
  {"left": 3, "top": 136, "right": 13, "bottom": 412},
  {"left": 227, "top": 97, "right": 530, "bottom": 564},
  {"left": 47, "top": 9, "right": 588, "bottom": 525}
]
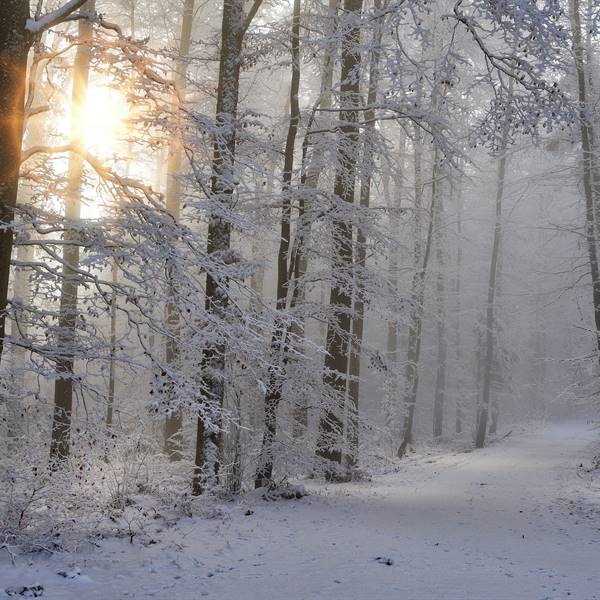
[
  {"left": 316, "top": 0, "right": 363, "bottom": 479},
  {"left": 345, "top": 0, "right": 383, "bottom": 468},
  {"left": 0, "top": 1, "right": 31, "bottom": 366},
  {"left": 193, "top": 0, "right": 262, "bottom": 495},
  {"left": 569, "top": 0, "right": 600, "bottom": 364},
  {"left": 474, "top": 97, "right": 509, "bottom": 449},
  {"left": 50, "top": 0, "right": 95, "bottom": 462}
]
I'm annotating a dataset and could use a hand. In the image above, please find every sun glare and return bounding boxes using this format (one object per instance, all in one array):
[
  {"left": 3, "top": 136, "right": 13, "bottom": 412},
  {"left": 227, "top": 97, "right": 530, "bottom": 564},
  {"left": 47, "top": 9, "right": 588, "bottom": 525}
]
[
  {"left": 74, "top": 84, "right": 132, "bottom": 220},
  {"left": 82, "top": 85, "right": 130, "bottom": 156}
]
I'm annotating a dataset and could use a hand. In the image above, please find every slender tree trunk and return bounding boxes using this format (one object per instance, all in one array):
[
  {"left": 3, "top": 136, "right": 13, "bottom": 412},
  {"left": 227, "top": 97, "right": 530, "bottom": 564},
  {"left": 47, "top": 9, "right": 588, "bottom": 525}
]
[
  {"left": 50, "top": 1, "right": 94, "bottom": 462},
  {"left": 488, "top": 246, "right": 504, "bottom": 437},
  {"left": 193, "top": 0, "right": 262, "bottom": 495},
  {"left": 0, "top": 2, "right": 31, "bottom": 367},
  {"left": 474, "top": 104, "right": 510, "bottom": 449},
  {"left": 288, "top": 0, "right": 339, "bottom": 435},
  {"left": 8, "top": 41, "right": 48, "bottom": 445},
  {"left": 163, "top": 0, "right": 195, "bottom": 460},
  {"left": 316, "top": 0, "right": 363, "bottom": 479},
  {"left": 397, "top": 146, "right": 438, "bottom": 458},
  {"left": 106, "top": 1, "right": 139, "bottom": 431},
  {"left": 106, "top": 267, "right": 117, "bottom": 428},
  {"left": 454, "top": 176, "right": 464, "bottom": 434},
  {"left": 570, "top": 0, "right": 600, "bottom": 363},
  {"left": 385, "top": 168, "right": 398, "bottom": 363},
  {"left": 383, "top": 136, "right": 403, "bottom": 436},
  {"left": 398, "top": 119, "right": 424, "bottom": 456},
  {"left": 255, "top": 0, "right": 301, "bottom": 488},
  {"left": 432, "top": 200, "right": 447, "bottom": 439},
  {"left": 345, "top": 0, "right": 383, "bottom": 468}
]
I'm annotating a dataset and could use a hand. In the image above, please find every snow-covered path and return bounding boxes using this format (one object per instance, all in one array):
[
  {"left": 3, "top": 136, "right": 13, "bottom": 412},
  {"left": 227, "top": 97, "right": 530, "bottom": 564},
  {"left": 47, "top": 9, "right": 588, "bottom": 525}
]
[{"left": 2, "top": 421, "right": 599, "bottom": 599}]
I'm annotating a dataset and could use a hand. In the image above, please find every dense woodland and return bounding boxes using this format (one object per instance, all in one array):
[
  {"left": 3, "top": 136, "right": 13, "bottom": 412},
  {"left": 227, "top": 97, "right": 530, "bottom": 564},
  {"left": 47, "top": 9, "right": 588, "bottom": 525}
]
[{"left": 0, "top": 0, "right": 599, "bottom": 550}]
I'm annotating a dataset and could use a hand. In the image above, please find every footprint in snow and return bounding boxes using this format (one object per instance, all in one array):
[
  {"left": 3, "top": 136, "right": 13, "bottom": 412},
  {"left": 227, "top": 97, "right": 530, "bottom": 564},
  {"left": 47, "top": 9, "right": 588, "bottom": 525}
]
[{"left": 5, "top": 585, "right": 44, "bottom": 598}]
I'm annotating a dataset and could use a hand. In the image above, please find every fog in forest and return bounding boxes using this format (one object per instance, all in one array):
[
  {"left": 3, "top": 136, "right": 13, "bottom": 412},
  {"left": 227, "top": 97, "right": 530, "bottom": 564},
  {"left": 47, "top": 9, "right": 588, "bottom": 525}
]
[{"left": 0, "top": 0, "right": 599, "bottom": 598}]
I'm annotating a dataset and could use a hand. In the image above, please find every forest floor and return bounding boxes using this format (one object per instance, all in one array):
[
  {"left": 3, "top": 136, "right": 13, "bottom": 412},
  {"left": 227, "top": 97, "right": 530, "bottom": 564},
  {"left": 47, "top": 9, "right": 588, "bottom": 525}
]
[{"left": 1, "top": 420, "right": 599, "bottom": 599}]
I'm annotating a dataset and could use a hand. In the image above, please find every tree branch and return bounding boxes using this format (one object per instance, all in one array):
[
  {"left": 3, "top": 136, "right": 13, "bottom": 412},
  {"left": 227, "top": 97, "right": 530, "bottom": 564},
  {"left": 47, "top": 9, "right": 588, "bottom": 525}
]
[
  {"left": 26, "top": 0, "right": 89, "bottom": 34},
  {"left": 241, "top": 0, "right": 264, "bottom": 36}
]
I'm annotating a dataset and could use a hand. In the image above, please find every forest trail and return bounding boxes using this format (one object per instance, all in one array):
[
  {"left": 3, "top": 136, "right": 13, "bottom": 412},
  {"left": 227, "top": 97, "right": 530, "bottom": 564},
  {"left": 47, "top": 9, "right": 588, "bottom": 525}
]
[{"left": 1, "top": 421, "right": 599, "bottom": 599}]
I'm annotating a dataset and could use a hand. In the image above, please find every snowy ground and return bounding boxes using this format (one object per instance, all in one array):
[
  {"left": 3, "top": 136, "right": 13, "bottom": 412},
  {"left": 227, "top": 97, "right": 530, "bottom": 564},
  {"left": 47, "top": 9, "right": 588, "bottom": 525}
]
[{"left": 1, "top": 420, "right": 599, "bottom": 599}]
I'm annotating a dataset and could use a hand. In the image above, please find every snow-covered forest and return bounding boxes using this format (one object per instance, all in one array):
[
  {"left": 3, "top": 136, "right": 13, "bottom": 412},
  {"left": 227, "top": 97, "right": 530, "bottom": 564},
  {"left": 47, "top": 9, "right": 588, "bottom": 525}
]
[{"left": 1, "top": 0, "right": 599, "bottom": 597}]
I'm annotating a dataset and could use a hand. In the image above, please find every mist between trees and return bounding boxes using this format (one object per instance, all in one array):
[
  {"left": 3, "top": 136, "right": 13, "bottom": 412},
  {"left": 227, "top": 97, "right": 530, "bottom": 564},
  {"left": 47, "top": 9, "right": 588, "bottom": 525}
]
[{"left": 0, "top": 0, "right": 598, "bottom": 545}]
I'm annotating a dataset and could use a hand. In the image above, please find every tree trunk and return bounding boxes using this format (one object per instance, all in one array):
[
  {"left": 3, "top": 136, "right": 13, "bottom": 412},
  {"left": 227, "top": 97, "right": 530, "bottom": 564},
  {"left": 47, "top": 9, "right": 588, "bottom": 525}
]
[
  {"left": 8, "top": 40, "right": 49, "bottom": 446},
  {"left": 345, "top": 0, "right": 383, "bottom": 468},
  {"left": 453, "top": 175, "right": 464, "bottom": 434},
  {"left": 255, "top": 0, "right": 301, "bottom": 488},
  {"left": 163, "top": 0, "right": 195, "bottom": 461},
  {"left": 50, "top": 1, "right": 94, "bottom": 462},
  {"left": 432, "top": 199, "right": 447, "bottom": 439},
  {"left": 397, "top": 146, "right": 438, "bottom": 458},
  {"left": 193, "top": 0, "right": 262, "bottom": 495},
  {"left": 383, "top": 136, "right": 404, "bottom": 437},
  {"left": 316, "top": 0, "right": 363, "bottom": 479},
  {"left": 0, "top": 1, "right": 31, "bottom": 366},
  {"left": 397, "top": 116, "right": 424, "bottom": 457},
  {"left": 106, "top": 266, "right": 117, "bottom": 429},
  {"left": 569, "top": 0, "right": 600, "bottom": 364},
  {"left": 474, "top": 101, "right": 510, "bottom": 449},
  {"left": 288, "top": 0, "right": 339, "bottom": 435}
]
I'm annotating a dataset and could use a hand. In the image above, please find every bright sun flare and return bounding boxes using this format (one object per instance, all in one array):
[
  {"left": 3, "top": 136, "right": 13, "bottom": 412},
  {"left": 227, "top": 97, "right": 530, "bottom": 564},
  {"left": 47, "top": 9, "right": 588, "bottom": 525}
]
[
  {"left": 73, "top": 84, "right": 132, "bottom": 219},
  {"left": 81, "top": 85, "right": 130, "bottom": 156}
]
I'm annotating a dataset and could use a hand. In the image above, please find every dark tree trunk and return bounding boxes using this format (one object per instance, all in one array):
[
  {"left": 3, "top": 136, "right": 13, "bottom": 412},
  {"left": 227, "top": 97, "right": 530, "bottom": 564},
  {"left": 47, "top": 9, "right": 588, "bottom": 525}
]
[
  {"left": 345, "top": 0, "right": 383, "bottom": 468},
  {"left": 0, "top": 2, "right": 31, "bottom": 365},
  {"left": 316, "top": 0, "right": 363, "bottom": 480},
  {"left": 193, "top": 0, "right": 262, "bottom": 495}
]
